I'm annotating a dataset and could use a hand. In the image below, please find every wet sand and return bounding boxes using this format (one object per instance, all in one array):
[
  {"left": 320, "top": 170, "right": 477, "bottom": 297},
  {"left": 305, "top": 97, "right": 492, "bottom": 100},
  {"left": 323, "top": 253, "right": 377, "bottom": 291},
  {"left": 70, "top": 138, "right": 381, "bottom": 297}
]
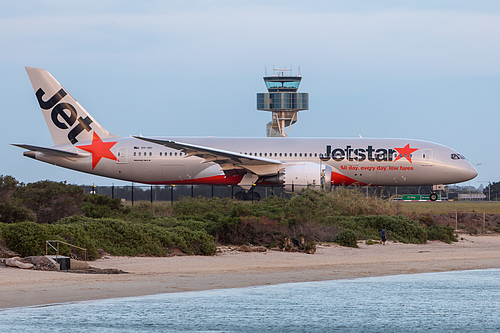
[{"left": 1, "top": 235, "right": 499, "bottom": 309}]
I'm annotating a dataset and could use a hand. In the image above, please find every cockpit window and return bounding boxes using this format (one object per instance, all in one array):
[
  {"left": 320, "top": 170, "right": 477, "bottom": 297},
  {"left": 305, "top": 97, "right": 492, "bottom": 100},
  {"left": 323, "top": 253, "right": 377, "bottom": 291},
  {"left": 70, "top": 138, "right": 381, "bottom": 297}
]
[{"left": 451, "top": 153, "right": 466, "bottom": 160}]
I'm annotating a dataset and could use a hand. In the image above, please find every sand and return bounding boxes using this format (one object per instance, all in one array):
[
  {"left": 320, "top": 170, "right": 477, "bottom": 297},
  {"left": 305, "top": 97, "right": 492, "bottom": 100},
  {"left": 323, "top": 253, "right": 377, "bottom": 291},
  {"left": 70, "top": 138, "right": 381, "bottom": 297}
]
[{"left": 1, "top": 235, "right": 499, "bottom": 309}]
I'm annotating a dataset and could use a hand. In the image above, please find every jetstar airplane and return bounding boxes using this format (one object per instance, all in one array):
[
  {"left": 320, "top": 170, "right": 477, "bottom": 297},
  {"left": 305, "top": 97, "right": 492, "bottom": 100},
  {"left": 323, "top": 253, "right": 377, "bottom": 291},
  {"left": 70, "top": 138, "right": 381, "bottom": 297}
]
[{"left": 14, "top": 67, "right": 478, "bottom": 200}]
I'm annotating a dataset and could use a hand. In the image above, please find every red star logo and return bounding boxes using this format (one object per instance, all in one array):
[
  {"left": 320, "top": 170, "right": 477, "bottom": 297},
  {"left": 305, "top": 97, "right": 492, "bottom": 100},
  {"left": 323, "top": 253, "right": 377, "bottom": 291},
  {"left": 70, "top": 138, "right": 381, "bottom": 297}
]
[
  {"left": 76, "top": 132, "right": 118, "bottom": 169},
  {"left": 394, "top": 144, "right": 418, "bottom": 163}
]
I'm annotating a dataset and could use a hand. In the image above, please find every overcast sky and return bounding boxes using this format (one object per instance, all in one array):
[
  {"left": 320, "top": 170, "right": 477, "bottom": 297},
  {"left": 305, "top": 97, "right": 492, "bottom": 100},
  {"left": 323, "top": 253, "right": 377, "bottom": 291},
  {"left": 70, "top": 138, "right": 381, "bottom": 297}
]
[{"left": 1, "top": 0, "right": 499, "bottom": 187}]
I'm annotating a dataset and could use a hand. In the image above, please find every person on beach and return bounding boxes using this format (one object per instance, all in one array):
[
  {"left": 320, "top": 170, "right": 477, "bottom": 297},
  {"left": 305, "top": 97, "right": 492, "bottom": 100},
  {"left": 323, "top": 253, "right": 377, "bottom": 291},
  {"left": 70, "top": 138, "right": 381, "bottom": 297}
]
[{"left": 381, "top": 228, "right": 387, "bottom": 245}]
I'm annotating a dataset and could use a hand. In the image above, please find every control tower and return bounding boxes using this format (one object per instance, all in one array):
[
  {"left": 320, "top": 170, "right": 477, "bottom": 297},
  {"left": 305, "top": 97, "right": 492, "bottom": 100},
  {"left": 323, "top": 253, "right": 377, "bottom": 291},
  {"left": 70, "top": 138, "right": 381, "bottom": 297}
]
[{"left": 257, "top": 68, "right": 309, "bottom": 137}]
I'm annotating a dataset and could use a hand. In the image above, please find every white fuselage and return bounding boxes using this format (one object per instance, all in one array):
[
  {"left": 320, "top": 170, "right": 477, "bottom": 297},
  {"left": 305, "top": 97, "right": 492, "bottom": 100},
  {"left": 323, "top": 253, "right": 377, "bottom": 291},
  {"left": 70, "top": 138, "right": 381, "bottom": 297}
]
[{"left": 27, "top": 136, "right": 477, "bottom": 187}]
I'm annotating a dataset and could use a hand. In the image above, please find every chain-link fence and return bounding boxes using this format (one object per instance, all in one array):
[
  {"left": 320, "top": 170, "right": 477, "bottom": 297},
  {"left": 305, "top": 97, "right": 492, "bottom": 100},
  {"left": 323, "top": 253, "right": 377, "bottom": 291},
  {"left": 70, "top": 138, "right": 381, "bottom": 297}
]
[
  {"left": 81, "top": 183, "right": 441, "bottom": 204},
  {"left": 81, "top": 184, "right": 287, "bottom": 204}
]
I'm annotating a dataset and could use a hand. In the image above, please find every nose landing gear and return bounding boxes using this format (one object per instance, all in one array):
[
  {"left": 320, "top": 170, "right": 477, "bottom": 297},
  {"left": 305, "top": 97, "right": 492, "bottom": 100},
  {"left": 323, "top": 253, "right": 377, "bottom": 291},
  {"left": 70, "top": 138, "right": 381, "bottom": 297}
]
[{"left": 430, "top": 184, "right": 444, "bottom": 201}]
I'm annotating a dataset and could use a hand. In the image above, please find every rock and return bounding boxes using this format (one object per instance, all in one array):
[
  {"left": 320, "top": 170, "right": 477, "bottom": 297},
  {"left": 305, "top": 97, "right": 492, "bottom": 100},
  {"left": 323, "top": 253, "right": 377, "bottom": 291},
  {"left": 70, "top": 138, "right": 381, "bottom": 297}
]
[
  {"left": 5, "top": 257, "right": 34, "bottom": 269},
  {"left": 23, "top": 256, "right": 59, "bottom": 270},
  {"left": 0, "top": 238, "right": 19, "bottom": 258}
]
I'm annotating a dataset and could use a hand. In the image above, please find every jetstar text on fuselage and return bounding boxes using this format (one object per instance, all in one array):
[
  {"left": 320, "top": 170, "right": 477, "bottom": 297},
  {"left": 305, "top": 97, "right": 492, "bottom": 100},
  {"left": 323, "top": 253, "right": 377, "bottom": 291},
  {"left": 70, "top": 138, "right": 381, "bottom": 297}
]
[{"left": 319, "top": 145, "right": 417, "bottom": 163}]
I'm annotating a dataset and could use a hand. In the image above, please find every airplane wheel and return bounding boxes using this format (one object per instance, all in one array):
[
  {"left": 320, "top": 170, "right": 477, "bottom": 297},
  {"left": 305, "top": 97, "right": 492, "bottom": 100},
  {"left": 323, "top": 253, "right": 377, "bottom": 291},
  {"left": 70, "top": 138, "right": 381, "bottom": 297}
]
[
  {"left": 249, "top": 191, "right": 261, "bottom": 201},
  {"left": 235, "top": 191, "right": 247, "bottom": 200},
  {"left": 429, "top": 193, "right": 438, "bottom": 201}
]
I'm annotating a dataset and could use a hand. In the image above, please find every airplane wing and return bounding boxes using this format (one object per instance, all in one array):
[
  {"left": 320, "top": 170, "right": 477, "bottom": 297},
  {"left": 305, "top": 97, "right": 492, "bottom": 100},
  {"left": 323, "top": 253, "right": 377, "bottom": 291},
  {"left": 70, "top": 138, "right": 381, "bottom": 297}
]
[
  {"left": 133, "top": 136, "right": 282, "bottom": 175},
  {"left": 12, "top": 144, "right": 87, "bottom": 157}
]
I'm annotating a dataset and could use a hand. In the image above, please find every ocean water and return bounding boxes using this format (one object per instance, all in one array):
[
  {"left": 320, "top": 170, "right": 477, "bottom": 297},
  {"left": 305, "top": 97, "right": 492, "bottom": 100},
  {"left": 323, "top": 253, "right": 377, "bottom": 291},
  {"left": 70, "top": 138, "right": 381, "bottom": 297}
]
[{"left": 1, "top": 269, "right": 499, "bottom": 332}]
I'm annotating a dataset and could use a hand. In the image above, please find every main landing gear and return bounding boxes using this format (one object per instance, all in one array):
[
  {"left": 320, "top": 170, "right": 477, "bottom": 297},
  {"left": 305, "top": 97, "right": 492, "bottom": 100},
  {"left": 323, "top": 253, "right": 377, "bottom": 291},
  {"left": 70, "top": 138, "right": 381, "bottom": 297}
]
[{"left": 234, "top": 190, "right": 261, "bottom": 201}]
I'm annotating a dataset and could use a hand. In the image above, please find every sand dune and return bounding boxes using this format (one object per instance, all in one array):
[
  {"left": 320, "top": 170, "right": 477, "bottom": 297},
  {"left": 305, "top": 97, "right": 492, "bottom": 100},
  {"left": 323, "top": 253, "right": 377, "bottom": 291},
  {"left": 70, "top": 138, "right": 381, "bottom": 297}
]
[{"left": 1, "top": 235, "right": 499, "bottom": 309}]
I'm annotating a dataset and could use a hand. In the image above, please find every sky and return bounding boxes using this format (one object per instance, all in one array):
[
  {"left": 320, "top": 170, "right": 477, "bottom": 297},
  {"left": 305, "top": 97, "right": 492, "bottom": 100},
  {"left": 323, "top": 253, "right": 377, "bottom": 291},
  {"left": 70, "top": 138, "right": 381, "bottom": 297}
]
[{"left": 1, "top": 0, "right": 499, "bottom": 187}]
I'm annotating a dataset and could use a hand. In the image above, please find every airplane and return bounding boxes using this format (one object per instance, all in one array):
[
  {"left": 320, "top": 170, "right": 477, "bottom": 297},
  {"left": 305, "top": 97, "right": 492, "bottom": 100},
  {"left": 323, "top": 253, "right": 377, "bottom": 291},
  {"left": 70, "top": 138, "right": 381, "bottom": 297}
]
[{"left": 13, "top": 67, "right": 478, "bottom": 201}]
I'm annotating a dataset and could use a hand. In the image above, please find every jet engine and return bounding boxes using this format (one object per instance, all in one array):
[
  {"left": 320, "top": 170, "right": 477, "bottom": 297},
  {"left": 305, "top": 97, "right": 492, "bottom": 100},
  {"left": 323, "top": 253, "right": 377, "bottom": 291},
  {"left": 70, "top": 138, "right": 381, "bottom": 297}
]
[{"left": 264, "top": 163, "right": 332, "bottom": 192}]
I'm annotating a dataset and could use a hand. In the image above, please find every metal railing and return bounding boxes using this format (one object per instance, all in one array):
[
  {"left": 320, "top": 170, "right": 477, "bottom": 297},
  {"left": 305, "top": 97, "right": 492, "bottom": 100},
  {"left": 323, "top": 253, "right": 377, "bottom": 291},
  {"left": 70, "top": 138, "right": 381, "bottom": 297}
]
[{"left": 46, "top": 240, "right": 87, "bottom": 262}]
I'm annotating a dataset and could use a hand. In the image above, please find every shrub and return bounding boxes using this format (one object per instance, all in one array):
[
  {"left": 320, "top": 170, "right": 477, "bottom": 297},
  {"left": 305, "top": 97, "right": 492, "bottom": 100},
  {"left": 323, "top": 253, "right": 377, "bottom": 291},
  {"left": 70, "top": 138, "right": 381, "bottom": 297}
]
[
  {"left": 281, "top": 188, "right": 399, "bottom": 223},
  {"left": 427, "top": 225, "right": 457, "bottom": 244},
  {"left": 333, "top": 230, "right": 358, "bottom": 248},
  {"left": 57, "top": 216, "right": 216, "bottom": 256},
  {"left": 81, "top": 194, "right": 125, "bottom": 218},
  {"left": 0, "top": 221, "right": 53, "bottom": 256},
  {"left": 320, "top": 215, "right": 427, "bottom": 244},
  {"left": 419, "top": 214, "right": 435, "bottom": 227}
]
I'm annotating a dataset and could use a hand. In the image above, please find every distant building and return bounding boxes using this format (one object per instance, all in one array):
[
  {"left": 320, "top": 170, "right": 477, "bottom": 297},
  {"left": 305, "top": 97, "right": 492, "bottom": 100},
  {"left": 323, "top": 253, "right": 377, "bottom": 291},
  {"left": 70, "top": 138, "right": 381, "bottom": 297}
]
[{"left": 457, "top": 193, "right": 487, "bottom": 200}]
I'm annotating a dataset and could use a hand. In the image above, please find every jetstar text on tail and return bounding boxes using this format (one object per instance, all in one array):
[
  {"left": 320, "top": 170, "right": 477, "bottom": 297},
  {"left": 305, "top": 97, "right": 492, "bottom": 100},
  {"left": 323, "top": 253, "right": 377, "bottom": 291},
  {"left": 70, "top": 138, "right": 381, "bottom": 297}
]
[
  {"left": 36, "top": 88, "right": 93, "bottom": 144},
  {"left": 319, "top": 144, "right": 418, "bottom": 163}
]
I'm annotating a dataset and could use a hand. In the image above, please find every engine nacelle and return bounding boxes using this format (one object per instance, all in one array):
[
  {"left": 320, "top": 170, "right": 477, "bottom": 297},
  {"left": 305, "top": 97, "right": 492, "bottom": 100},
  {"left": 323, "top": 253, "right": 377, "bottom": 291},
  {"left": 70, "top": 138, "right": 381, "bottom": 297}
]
[{"left": 265, "top": 163, "right": 332, "bottom": 192}]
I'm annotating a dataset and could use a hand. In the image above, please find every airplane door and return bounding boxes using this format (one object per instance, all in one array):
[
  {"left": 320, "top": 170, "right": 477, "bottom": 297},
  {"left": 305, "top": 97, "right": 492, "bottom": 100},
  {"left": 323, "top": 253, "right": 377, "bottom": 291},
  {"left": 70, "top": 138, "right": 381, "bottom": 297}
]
[
  {"left": 117, "top": 148, "right": 127, "bottom": 163},
  {"left": 422, "top": 149, "right": 432, "bottom": 166}
]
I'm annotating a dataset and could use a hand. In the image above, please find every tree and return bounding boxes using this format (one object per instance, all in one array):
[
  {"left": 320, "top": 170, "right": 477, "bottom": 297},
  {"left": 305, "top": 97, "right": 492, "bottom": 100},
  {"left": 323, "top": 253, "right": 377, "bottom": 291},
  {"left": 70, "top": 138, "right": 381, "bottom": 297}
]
[
  {"left": 0, "top": 175, "right": 36, "bottom": 223},
  {"left": 13, "top": 181, "right": 85, "bottom": 223},
  {"left": 484, "top": 182, "right": 500, "bottom": 201},
  {"left": 0, "top": 175, "right": 18, "bottom": 201}
]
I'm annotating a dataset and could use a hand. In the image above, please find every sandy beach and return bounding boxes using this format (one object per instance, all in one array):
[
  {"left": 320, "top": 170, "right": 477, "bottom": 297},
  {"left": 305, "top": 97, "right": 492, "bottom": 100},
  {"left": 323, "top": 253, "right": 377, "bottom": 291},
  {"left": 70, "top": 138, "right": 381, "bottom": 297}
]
[{"left": 1, "top": 235, "right": 499, "bottom": 309}]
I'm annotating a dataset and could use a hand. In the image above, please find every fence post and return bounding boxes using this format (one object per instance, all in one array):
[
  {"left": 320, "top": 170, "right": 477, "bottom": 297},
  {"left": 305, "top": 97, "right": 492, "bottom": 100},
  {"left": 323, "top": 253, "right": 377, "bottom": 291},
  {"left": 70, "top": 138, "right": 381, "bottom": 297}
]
[
  {"left": 150, "top": 185, "right": 153, "bottom": 204},
  {"left": 170, "top": 185, "right": 174, "bottom": 204},
  {"left": 131, "top": 183, "right": 134, "bottom": 206}
]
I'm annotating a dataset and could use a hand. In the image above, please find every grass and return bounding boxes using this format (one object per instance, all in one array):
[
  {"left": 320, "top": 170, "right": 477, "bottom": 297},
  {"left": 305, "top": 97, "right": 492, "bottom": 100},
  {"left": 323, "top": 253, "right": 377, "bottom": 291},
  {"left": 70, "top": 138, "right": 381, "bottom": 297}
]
[{"left": 397, "top": 201, "right": 500, "bottom": 215}]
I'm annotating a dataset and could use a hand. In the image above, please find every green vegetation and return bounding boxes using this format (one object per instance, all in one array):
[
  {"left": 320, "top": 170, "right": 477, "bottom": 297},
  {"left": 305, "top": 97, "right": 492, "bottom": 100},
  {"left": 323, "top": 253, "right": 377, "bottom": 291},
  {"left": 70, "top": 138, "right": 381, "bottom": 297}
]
[
  {"left": 0, "top": 218, "right": 216, "bottom": 258},
  {"left": 0, "top": 175, "right": 492, "bottom": 259},
  {"left": 398, "top": 201, "right": 500, "bottom": 215},
  {"left": 333, "top": 230, "right": 358, "bottom": 248},
  {"left": 427, "top": 225, "right": 457, "bottom": 244},
  {"left": 321, "top": 215, "right": 427, "bottom": 244}
]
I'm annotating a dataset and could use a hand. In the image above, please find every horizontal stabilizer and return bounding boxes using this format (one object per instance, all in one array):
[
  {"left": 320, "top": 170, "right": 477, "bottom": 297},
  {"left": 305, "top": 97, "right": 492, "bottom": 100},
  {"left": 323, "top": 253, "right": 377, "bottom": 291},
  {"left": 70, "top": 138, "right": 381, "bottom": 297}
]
[{"left": 12, "top": 144, "right": 88, "bottom": 157}]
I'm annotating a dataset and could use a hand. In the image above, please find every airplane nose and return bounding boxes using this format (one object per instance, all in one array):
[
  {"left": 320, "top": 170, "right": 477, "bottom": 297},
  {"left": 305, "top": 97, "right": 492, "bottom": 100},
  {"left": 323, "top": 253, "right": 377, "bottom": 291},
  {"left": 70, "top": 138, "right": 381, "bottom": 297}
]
[{"left": 468, "top": 163, "right": 478, "bottom": 180}]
